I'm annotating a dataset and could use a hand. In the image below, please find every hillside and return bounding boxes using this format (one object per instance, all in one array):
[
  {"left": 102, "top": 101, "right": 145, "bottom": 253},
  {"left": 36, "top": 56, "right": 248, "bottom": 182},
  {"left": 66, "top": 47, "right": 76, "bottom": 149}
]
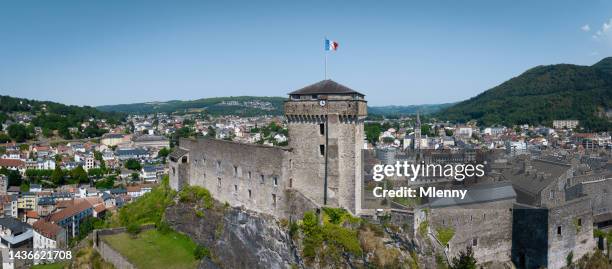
[
  {"left": 369, "top": 103, "right": 454, "bottom": 116},
  {"left": 98, "top": 95, "right": 452, "bottom": 118},
  {"left": 438, "top": 57, "right": 612, "bottom": 131},
  {"left": 0, "top": 95, "right": 125, "bottom": 140},
  {"left": 97, "top": 96, "right": 286, "bottom": 116}
]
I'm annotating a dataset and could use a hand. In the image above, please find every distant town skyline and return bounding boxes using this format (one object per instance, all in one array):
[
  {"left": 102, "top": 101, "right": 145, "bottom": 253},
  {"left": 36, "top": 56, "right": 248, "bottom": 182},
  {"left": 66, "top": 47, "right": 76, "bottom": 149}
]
[{"left": 1, "top": 0, "right": 611, "bottom": 107}]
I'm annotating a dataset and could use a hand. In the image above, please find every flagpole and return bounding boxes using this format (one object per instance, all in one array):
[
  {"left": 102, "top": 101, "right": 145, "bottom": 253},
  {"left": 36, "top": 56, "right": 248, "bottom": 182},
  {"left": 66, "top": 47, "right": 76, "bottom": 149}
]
[
  {"left": 325, "top": 52, "right": 328, "bottom": 79},
  {"left": 324, "top": 36, "right": 328, "bottom": 79}
]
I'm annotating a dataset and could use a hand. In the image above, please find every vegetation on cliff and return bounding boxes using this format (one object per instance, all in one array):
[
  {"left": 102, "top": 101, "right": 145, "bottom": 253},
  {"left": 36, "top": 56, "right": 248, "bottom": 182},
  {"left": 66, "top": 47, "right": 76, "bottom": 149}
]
[
  {"left": 114, "top": 176, "right": 176, "bottom": 227},
  {"left": 298, "top": 209, "right": 362, "bottom": 266}
]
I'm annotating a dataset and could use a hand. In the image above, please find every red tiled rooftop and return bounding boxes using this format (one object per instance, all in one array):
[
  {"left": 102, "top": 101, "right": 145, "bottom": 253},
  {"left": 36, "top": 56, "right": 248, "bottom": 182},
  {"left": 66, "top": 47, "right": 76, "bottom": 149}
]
[
  {"left": 0, "top": 159, "right": 25, "bottom": 167},
  {"left": 33, "top": 220, "right": 63, "bottom": 238},
  {"left": 49, "top": 200, "right": 92, "bottom": 223}
]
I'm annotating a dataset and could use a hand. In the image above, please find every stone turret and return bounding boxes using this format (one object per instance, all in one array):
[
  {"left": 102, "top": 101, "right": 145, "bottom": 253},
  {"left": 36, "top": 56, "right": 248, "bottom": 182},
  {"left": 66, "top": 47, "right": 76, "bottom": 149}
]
[{"left": 284, "top": 80, "right": 367, "bottom": 215}]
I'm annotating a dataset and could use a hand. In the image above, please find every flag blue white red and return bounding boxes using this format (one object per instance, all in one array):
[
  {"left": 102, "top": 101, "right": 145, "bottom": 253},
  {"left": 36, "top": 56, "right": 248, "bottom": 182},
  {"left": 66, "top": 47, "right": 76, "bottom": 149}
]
[{"left": 325, "top": 39, "right": 338, "bottom": 51}]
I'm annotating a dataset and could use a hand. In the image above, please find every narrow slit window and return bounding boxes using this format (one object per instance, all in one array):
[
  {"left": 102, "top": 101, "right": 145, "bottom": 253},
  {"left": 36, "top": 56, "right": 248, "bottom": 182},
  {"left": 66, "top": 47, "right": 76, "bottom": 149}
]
[
  {"left": 319, "top": 124, "right": 325, "bottom": 135},
  {"left": 319, "top": 145, "right": 325, "bottom": 156}
]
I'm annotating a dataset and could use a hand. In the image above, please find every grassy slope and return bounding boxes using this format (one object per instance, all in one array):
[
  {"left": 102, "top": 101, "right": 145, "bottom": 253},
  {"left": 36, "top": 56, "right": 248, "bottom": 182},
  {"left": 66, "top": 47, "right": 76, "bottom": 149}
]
[{"left": 102, "top": 229, "right": 198, "bottom": 269}]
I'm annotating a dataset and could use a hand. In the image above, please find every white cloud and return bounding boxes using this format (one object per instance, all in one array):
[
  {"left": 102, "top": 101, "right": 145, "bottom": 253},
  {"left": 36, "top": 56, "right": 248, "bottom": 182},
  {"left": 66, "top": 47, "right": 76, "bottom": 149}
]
[
  {"left": 593, "top": 18, "right": 612, "bottom": 40},
  {"left": 581, "top": 24, "right": 590, "bottom": 32}
]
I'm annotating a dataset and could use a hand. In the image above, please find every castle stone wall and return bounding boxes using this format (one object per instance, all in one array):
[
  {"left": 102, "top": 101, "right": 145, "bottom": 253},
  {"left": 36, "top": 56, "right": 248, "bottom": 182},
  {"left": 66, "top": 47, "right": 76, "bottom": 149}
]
[
  {"left": 428, "top": 199, "right": 514, "bottom": 265},
  {"left": 179, "top": 138, "right": 292, "bottom": 217},
  {"left": 547, "top": 197, "right": 596, "bottom": 269}
]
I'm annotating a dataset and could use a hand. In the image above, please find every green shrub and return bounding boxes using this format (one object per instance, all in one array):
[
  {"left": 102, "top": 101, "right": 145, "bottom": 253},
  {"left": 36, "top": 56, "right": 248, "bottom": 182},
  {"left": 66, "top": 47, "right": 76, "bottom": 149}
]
[
  {"left": 178, "top": 186, "right": 213, "bottom": 209},
  {"left": 118, "top": 176, "right": 176, "bottom": 227},
  {"left": 436, "top": 226, "right": 455, "bottom": 246},
  {"left": 289, "top": 221, "right": 299, "bottom": 238},
  {"left": 418, "top": 221, "right": 429, "bottom": 237},
  {"left": 299, "top": 210, "right": 363, "bottom": 263},
  {"left": 156, "top": 221, "right": 172, "bottom": 235},
  {"left": 126, "top": 223, "right": 141, "bottom": 236},
  {"left": 322, "top": 207, "right": 346, "bottom": 225},
  {"left": 194, "top": 245, "right": 211, "bottom": 260}
]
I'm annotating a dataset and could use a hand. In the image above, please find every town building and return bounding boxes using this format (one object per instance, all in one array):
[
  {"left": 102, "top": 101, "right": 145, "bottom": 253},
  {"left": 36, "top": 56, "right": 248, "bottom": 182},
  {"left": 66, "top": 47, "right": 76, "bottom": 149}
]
[
  {"left": 32, "top": 220, "right": 67, "bottom": 265},
  {"left": 552, "top": 120, "right": 579, "bottom": 129}
]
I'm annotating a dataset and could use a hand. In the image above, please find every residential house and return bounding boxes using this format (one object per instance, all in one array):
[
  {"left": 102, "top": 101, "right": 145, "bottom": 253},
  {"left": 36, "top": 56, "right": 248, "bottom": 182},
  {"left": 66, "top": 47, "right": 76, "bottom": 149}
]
[
  {"left": 17, "top": 192, "right": 37, "bottom": 211},
  {"left": 0, "top": 159, "right": 25, "bottom": 174},
  {"left": 48, "top": 200, "right": 93, "bottom": 238},
  {"left": 140, "top": 166, "right": 157, "bottom": 182},
  {"left": 32, "top": 220, "right": 67, "bottom": 265},
  {"left": 0, "top": 217, "right": 33, "bottom": 269}
]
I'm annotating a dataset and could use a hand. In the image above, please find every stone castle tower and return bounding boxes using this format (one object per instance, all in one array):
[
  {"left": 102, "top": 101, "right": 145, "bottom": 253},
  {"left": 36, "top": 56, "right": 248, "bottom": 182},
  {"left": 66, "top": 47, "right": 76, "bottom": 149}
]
[
  {"left": 169, "top": 79, "right": 367, "bottom": 218},
  {"left": 284, "top": 80, "right": 367, "bottom": 214}
]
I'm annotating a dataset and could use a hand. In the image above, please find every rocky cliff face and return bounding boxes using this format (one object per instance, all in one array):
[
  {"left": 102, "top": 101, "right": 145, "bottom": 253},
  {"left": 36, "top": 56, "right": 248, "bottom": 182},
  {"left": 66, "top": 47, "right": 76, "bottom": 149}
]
[
  {"left": 164, "top": 201, "right": 443, "bottom": 269},
  {"left": 165, "top": 203, "right": 302, "bottom": 269}
]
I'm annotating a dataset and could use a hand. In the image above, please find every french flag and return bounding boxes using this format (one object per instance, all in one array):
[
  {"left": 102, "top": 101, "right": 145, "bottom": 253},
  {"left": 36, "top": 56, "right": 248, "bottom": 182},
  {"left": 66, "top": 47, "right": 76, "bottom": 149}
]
[{"left": 325, "top": 39, "right": 338, "bottom": 51}]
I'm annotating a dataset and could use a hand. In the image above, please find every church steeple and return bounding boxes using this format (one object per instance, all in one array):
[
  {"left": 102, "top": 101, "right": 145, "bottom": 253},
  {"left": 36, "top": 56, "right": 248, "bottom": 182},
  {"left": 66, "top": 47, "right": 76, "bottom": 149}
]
[{"left": 414, "top": 112, "right": 421, "bottom": 150}]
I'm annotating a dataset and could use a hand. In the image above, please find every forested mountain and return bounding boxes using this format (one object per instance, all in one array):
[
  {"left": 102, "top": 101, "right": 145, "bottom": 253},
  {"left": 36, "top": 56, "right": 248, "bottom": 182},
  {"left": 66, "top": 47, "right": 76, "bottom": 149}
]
[
  {"left": 369, "top": 103, "right": 454, "bottom": 116},
  {"left": 97, "top": 96, "right": 286, "bottom": 116},
  {"left": 438, "top": 57, "right": 612, "bottom": 131}
]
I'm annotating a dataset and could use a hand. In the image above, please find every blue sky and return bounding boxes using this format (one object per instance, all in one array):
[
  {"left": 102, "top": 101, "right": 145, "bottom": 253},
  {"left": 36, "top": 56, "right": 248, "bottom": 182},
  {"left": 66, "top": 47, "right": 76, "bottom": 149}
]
[{"left": 0, "top": 0, "right": 611, "bottom": 106}]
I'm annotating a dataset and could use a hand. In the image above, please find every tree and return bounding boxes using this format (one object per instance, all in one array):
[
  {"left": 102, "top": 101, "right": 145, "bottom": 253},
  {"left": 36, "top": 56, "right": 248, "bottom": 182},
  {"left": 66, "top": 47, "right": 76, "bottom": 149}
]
[
  {"left": 0, "top": 133, "right": 10, "bottom": 143},
  {"left": 87, "top": 168, "right": 105, "bottom": 179},
  {"left": 51, "top": 166, "right": 65, "bottom": 185},
  {"left": 364, "top": 124, "right": 382, "bottom": 145},
  {"left": 54, "top": 154, "right": 63, "bottom": 164},
  {"left": 7, "top": 124, "right": 29, "bottom": 142},
  {"left": 125, "top": 159, "right": 141, "bottom": 170},
  {"left": 95, "top": 176, "right": 115, "bottom": 189},
  {"left": 421, "top": 125, "right": 432, "bottom": 136},
  {"left": 42, "top": 128, "right": 54, "bottom": 138},
  {"left": 450, "top": 247, "right": 477, "bottom": 269},
  {"left": 2, "top": 169, "right": 22, "bottom": 186},
  {"left": 158, "top": 147, "right": 170, "bottom": 158},
  {"left": 206, "top": 126, "right": 216, "bottom": 138},
  {"left": 71, "top": 165, "right": 89, "bottom": 184}
]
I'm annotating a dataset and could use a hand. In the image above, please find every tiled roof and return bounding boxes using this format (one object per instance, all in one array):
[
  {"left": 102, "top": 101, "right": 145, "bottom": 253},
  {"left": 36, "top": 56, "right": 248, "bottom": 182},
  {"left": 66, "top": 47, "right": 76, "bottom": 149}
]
[
  {"left": 48, "top": 200, "right": 92, "bottom": 223},
  {"left": 507, "top": 159, "right": 570, "bottom": 196},
  {"left": 33, "top": 220, "right": 63, "bottom": 238},
  {"left": 94, "top": 204, "right": 106, "bottom": 213},
  {"left": 0, "top": 217, "right": 31, "bottom": 234},
  {"left": 168, "top": 148, "right": 188, "bottom": 159},
  {"left": 0, "top": 159, "right": 25, "bottom": 167},
  {"left": 26, "top": 211, "right": 39, "bottom": 219},
  {"left": 127, "top": 186, "right": 140, "bottom": 192},
  {"left": 288, "top": 80, "right": 364, "bottom": 96}
]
